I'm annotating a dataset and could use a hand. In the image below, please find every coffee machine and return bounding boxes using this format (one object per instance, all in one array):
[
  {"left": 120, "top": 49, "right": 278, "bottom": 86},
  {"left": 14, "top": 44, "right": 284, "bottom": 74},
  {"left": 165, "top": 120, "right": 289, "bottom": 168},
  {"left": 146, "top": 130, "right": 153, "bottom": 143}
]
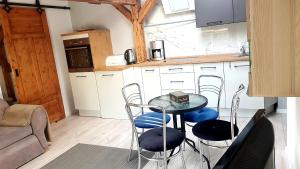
[{"left": 150, "top": 40, "right": 166, "bottom": 61}]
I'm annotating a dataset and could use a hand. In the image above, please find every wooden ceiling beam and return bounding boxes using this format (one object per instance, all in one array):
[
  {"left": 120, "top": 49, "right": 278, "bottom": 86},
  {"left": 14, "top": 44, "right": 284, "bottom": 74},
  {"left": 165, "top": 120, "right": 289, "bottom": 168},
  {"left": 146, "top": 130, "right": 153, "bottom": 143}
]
[
  {"left": 138, "top": 0, "right": 157, "bottom": 23},
  {"left": 67, "top": 0, "right": 157, "bottom": 63},
  {"left": 131, "top": 2, "right": 147, "bottom": 63},
  {"left": 65, "top": 0, "right": 137, "bottom": 5},
  {"left": 112, "top": 4, "right": 132, "bottom": 22}
]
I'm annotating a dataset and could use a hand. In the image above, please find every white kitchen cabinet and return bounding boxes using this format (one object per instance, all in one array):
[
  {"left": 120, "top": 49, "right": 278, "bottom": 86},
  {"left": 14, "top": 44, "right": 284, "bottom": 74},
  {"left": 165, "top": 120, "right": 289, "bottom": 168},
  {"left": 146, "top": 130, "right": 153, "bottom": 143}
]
[
  {"left": 224, "top": 61, "right": 265, "bottom": 109},
  {"left": 96, "top": 71, "right": 127, "bottom": 119},
  {"left": 69, "top": 72, "right": 101, "bottom": 117},
  {"left": 141, "top": 67, "right": 162, "bottom": 103},
  {"left": 194, "top": 63, "right": 226, "bottom": 108},
  {"left": 160, "top": 73, "right": 196, "bottom": 91},
  {"left": 160, "top": 65, "right": 195, "bottom": 94}
]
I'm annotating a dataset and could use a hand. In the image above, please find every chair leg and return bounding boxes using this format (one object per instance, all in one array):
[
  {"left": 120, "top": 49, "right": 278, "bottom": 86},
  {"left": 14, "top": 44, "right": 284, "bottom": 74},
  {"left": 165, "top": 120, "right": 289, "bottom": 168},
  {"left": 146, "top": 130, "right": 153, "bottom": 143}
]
[
  {"left": 198, "top": 138, "right": 203, "bottom": 169},
  {"left": 156, "top": 153, "right": 159, "bottom": 169},
  {"left": 163, "top": 151, "right": 168, "bottom": 169},
  {"left": 206, "top": 140, "right": 210, "bottom": 163},
  {"left": 138, "top": 148, "right": 142, "bottom": 169},
  {"left": 128, "top": 129, "right": 134, "bottom": 162},
  {"left": 225, "top": 140, "right": 229, "bottom": 146},
  {"left": 180, "top": 145, "right": 186, "bottom": 169}
]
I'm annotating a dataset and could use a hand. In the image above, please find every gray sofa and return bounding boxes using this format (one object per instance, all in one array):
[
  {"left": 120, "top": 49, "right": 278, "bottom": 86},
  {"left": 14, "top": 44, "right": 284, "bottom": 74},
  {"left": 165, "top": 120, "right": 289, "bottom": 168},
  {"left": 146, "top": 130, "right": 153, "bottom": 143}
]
[{"left": 0, "top": 99, "right": 49, "bottom": 169}]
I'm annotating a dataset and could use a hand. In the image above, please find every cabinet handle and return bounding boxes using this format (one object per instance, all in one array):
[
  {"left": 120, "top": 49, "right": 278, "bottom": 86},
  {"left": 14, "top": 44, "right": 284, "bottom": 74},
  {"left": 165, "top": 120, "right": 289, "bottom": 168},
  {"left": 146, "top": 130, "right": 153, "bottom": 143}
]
[
  {"left": 76, "top": 75, "right": 87, "bottom": 78},
  {"left": 102, "top": 74, "right": 114, "bottom": 77},
  {"left": 207, "top": 21, "right": 223, "bottom": 26},
  {"left": 234, "top": 65, "right": 250, "bottom": 68},
  {"left": 201, "top": 66, "right": 217, "bottom": 70},
  {"left": 170, "top": 80, "right": 184, "bottom": 83},
  {"left": 145, "top": 69, "right": 155, "bottom": 72},
  {"left": 168, "top": 68, "right": 183, "bottom": 71}
]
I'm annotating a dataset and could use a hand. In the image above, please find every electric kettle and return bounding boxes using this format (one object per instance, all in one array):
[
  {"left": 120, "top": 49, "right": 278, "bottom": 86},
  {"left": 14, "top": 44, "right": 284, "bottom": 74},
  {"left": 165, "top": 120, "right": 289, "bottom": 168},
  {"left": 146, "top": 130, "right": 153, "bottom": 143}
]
[{"left": 124, "top": 49, "right": 137, "bottom": 65}]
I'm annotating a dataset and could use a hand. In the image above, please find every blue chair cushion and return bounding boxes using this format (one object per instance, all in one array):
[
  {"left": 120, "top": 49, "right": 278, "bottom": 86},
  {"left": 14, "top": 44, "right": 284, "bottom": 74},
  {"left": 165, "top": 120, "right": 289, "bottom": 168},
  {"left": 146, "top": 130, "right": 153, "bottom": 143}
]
[
  {"left": 192, "top": 120, "right": 239, "bottom": 141},
  {"left": 134, "top": 112, "right": 171, "bottom": 129},
  {"left": 139, "top": 127, "right": 185, "bottom": 152},
  {"left": 184, "top": 108, "right": 219, "bottom": 123}
]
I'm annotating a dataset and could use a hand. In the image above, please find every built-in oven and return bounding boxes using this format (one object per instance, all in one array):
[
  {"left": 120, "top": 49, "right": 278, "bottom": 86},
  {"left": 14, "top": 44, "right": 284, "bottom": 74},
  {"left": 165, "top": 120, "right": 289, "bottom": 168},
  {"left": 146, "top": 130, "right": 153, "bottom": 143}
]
[{"left": 63, "top": 36, "right": 94, "bottom": 72}]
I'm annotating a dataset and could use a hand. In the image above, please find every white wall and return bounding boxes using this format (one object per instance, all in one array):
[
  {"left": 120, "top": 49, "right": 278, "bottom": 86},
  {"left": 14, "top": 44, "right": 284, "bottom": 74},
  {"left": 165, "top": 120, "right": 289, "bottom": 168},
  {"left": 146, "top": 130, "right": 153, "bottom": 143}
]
[
  {"left": 287, "top": 98, "right": 300, "bottom": 169},
  {"left": 144, "top": 2, "right": 247, "bottom": 58},
  {"left": 8, "top": 0, "right": 75, "bottom": 117},
  {"left": 0, "top": 69, "right": 3, "bottom": 99},
  {"left": 0, "top": 66, "right": 7, "bottom": 99},
  {"left": 278, "top": 97, "right": 287, "bottom": 113},
  {"left": 69, "top": 2, "right": 134, "bottom": 55},
  {"left": 69, "top": 1, "right": 247, "bottom": 58},
  {"left": 44, "top": 1, "right": 75, "bottom": 117},
  {"left": 0, "top": 86, "right": 3, "bottom": 99}
]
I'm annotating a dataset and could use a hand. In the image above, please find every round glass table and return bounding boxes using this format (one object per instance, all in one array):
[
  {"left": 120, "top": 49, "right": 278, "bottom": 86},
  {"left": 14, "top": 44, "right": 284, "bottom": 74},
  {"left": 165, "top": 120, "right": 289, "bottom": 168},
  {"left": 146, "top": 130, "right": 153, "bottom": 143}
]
[
  {"left": 148, "top": 93, "right": 208, "bottom": 152},
  {"left": 148, "top": 94, "right": 208, "bottom": 114}
]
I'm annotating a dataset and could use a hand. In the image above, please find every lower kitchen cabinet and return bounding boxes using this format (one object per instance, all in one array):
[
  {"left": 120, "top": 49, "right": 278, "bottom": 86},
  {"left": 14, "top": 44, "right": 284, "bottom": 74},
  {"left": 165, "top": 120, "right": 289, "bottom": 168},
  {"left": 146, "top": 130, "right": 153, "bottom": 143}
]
[
  {"left": 224, "top": 61, "right": 276, "bottom": 109},
  {"left": 69, "top": 60, "right": 277, "bottom": 120},
  {"left": 194, "top": 63, "right": 226, "bottom": 108},
  {"left": 141, "top": 67, "right": 162, "bottom": 103},
  {"left": 96, "top": 71, "right": 127, "bottom": 119},
  {"left": 69, "top": 72, "right": 101, "bottom": 117},
  {"left": 160, "top": 73, "right": 196, "bottom": 91}
]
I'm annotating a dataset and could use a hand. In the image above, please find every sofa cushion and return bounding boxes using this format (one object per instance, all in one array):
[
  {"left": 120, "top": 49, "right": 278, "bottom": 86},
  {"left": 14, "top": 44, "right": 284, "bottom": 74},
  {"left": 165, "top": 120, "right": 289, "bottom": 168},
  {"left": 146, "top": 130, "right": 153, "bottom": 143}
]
[
  {"left": 0, "top": 126, "right": 33, "bottom": 149},
  {"left": 0, "top": 99, "right": 9, "bottom": 119},
  {"left": 0, "top": 135, "right": 45, "bottom": 169}
]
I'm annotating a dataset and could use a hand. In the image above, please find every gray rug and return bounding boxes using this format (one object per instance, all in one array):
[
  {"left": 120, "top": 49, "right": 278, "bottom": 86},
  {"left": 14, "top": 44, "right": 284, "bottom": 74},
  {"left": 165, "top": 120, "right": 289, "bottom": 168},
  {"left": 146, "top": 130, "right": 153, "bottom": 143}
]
[{"left": 41, "top": 144, "right": 152, "bottom": 169}]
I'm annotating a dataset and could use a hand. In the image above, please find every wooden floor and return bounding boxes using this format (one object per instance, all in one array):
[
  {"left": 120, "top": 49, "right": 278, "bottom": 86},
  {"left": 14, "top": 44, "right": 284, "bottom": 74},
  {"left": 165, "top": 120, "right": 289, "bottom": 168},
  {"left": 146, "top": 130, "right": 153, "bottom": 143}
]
[{"left": 20, "top": 111, "right": 288, "bottom": 169}]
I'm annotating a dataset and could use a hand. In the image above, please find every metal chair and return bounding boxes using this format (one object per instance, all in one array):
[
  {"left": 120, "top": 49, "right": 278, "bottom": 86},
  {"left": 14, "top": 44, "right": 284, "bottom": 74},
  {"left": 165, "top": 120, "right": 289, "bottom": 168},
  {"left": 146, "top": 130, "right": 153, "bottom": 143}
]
[
  {"left": 122, "top": 83, "right": 171, "bottom": 161},
  {"left": 126, "top": 103, "right": 186, "bottom": 169},
  {"left": 184, "top": 75, "right": 224, "bottom": 125},
  {"left": 213, "top": 110, "right": 275, "bottom": 169},
  {"left": 192, "top": 84, "right": 245, "bottom": 169}
]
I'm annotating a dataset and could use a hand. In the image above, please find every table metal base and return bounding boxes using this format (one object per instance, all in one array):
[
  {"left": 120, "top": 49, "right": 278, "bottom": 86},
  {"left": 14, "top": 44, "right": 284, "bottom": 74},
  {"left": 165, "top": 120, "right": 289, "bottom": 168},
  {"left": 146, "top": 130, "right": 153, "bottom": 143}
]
[{"left": 168, "top": 114, "right": 211, "bottom": 169}]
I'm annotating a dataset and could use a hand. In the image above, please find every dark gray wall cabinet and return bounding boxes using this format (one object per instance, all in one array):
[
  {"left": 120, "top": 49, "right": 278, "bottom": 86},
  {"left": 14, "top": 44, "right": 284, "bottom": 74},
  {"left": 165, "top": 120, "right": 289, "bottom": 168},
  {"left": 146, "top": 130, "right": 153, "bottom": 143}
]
[{"left": 195, "top": 0, "right": 246, "bottom": 27}]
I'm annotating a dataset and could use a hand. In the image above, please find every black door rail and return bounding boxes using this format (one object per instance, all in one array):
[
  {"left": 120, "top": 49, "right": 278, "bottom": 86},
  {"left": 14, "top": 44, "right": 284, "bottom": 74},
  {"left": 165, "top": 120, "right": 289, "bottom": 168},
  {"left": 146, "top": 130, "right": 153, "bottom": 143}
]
[{"left": 1, "top": 0, "right": 70, "bottom": 13}]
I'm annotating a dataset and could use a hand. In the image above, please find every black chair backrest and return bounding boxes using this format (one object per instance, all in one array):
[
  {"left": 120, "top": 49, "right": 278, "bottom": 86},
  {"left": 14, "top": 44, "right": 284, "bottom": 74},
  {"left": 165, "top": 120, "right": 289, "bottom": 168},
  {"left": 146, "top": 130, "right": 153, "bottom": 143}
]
[{"left": 214, "top": 110, "right": 275, "bottom": 169}]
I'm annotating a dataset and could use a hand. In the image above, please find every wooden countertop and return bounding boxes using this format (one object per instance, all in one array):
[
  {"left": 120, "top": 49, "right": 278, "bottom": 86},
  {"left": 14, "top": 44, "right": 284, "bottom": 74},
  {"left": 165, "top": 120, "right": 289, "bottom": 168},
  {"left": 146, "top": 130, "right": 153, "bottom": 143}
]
[{"left": 95, "top": 53, "right": 249, "bottom": 71}]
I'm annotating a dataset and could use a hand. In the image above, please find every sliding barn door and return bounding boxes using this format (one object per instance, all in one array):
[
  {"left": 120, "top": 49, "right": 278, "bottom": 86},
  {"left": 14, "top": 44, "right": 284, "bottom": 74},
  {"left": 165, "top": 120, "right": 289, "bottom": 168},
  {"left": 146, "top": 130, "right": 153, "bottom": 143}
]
[{"left": 0, "top": 8, "right": 65, "bottom": 122}]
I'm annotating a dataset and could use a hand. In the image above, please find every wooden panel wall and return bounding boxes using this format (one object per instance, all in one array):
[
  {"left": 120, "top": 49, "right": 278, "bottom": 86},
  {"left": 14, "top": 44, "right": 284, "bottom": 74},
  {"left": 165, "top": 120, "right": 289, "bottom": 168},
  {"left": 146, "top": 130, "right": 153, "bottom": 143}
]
[
  {"left": 248, "top": 0, "right": 293, "bottom": 96},
  {"left": 293, "top": 0, "right": 300, "bottom": 96}
]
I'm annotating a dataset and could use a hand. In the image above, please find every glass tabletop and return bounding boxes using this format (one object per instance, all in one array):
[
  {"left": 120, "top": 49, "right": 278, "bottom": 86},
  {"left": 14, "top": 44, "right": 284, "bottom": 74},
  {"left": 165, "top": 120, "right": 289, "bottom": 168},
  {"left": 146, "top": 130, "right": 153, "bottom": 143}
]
[{"left": 148, "top": 93, "right": 208, "bottom": 114}]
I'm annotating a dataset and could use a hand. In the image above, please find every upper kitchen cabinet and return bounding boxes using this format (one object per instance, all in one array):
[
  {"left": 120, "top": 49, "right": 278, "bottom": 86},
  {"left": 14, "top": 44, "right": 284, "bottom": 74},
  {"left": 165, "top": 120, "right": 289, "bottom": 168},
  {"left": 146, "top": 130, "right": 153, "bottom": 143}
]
[
  {"left": 195, "top": 0, "right": 246, "bottom": 27},
  {"left": 62, "top": 30, "right": 113, "bottom": 72},
  {"left": 233, "top": 0, "right": 246, "bottom": 22},
  {"left": 247, "top": 0, "right": 298, "bottom": 96}
]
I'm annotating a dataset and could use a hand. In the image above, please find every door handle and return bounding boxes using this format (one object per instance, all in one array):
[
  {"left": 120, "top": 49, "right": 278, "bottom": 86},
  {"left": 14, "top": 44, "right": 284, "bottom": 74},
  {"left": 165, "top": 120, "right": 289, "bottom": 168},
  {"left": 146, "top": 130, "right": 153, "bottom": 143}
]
[
  {"left": 76, "top": 75, "right": 87, "bottom": 78},
  {"left": 15, "top": 69, "right": 19, "bottom": 77}
]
